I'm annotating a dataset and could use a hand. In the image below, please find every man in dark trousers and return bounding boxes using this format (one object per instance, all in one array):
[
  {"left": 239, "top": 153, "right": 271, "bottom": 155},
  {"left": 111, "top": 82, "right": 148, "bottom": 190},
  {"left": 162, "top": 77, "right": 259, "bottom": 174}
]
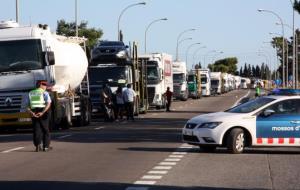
[
  {"left": 123, "top": 84, "right": 136, "bottom": 121},
  {"left": 165, "top": 87, "right": 173, "bottom": 112},
  {"left": 27, "top": 80, "right": 52, "bottom": 152}
]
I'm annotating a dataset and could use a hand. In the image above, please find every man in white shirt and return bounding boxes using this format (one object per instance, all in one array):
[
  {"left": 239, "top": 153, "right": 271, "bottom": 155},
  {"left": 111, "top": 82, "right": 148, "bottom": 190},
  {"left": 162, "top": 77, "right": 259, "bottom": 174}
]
[{"left": 123, "top": 84, "right": 136, "bottom": 121}]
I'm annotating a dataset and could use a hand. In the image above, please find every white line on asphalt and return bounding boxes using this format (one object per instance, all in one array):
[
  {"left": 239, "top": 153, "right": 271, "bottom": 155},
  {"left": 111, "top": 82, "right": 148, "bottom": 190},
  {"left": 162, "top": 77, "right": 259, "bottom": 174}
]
[
  {"left": 159, "top": 162, "right": 177, "bottom": 166},
  {"left": 164, "top": 158, "right": 181, "bottom": 162},
  {"left": 1, "top": 147, "right": 24, "bottom": 153},
  {"left": 178, "top": 146, "right": 194, "bottom": 149},
  {"left": 172, "top": 152, "right": 187, "bottom": 155},
  {"left": 95, "top": 127, "right": 105, "bottom": 130},
  {"left": 153, "top": 166, "right": 172, "bottom": 170},
  {"left": 126, "top": 187, "right": 149, "bottom": 190},
  {"left": 134, "top": 181, "right": 156, "bottom": 185},
  {"left": 148, "top": 170, "right": 168, "bottom": 174},
  {"left": 232, "top": 90, "right": 251, "bottom": 107},
  {"left": 169, "top": 155, "right": 184, "bottom": 158},
  {"left": 57, "top": 134, "right": 72, "bottom": 139},
  {"left": 142, "top": 175, "right": 162, "bottom": 180}
]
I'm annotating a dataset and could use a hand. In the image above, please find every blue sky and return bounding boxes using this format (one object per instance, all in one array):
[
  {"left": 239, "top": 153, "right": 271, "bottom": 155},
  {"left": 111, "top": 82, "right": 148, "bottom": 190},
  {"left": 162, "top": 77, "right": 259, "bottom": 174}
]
[{"left": 0, "top": 0, "right": 297, "bottom": 70}]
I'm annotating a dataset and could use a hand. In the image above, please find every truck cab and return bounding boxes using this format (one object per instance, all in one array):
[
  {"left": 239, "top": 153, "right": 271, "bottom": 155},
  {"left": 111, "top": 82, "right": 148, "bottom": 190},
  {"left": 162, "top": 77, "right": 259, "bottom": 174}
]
[
  {"left": 187, "top": 69, "right": 201, "bottom": 99},
  {"left": 172, "top": 61, "right": 188, "bottom": 101},
  {"left": 199, "top": 69, "right": 211, "bottom": 96},
  {"left": 210, "top": 72, "right": 222, "bottom": 95}
]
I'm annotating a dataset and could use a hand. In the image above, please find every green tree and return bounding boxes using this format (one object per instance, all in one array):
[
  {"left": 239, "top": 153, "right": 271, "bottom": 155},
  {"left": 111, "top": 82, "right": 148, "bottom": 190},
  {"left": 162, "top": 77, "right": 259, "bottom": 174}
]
[
  {"left": 209, "top": 57, "right": 238, "bottom": 74},
  {"left": 56, "top": 19, "right": 103, "bottom": 50}
]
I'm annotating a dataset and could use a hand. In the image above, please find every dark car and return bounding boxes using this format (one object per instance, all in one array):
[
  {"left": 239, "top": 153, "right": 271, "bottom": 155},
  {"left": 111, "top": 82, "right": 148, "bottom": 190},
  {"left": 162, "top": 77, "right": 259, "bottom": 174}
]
[{"left": 91, "top": 41, "right": 131, "bottom": 63}]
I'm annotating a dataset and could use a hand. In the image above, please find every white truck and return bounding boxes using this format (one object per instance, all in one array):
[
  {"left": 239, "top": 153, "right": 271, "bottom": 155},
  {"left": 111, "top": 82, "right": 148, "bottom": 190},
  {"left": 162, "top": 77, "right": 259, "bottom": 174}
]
[
  {"left": 199, "top": 69, "right": 211, "bottom": 96},
  {"left": 234, "top": 76, "right": 241, "bottom": 89},
  {"left": 172, "top": 61, "right": 188, "bottom": 101},
  {"left": 221, "top": 73, "right": 230, "bottom": 93},
  {"left": 139, "top": 53, "right": 173, "bottom": 109},
  {"left": 210, "top": 72, "right": 222, "bottom": 95},
  {"left": 0, "top": 21, "right": 91, "bottom": 129}
]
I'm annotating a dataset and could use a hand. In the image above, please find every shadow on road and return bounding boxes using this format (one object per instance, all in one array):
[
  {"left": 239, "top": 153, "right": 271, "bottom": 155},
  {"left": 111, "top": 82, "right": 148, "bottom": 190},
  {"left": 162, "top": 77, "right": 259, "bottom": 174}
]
[{"left": 0, "top": 181, "right": 268, "bottom": 190}]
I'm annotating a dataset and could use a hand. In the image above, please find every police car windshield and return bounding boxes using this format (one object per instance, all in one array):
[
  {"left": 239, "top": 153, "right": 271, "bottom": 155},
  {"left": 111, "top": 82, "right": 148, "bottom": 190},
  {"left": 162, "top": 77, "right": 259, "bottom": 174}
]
[{"left": 226, "top": 97, "right": 275, "bottom": 113}]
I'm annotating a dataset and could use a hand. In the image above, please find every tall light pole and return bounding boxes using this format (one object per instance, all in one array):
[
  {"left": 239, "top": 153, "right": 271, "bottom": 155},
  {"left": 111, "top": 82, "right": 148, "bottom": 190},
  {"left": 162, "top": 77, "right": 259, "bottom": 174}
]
[
  {"left": 211, "top": 51, "right": 224, "bottom": 63},
  {"left": 258, "top": 53, "right": 271, "bottom": 88},
  {"left": 185, "top": 42, "right": 201, "bottom": 65},
  {"left": 75, "top": 0, "right": 78, "bottom": 37},
  {"left": 258, "top": 9, "right": 285, "bottom": 88},
  {"left": 176, "top": 28, "right": 196, "bottom": 61},
  {"left": 144, "top": 18, "right": 167, "bottom": 53},
  {"left": 203, "top": 50, "right": 217, "bottom": 68},
  {"left": 16, "top": 0, "right": 19, "bottom": 23},
  {"left": 117, "top": 2, "right": 146, "bottom": 41},
  {"left": 192, "top": 46, "right": 207, "bottom": 68}
]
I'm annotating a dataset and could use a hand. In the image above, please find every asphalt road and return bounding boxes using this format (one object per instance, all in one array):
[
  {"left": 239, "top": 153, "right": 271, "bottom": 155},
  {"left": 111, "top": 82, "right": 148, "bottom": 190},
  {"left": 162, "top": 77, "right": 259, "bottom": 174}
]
[{"left": 1, "top": 89, "right": 300, "bottom": 190}]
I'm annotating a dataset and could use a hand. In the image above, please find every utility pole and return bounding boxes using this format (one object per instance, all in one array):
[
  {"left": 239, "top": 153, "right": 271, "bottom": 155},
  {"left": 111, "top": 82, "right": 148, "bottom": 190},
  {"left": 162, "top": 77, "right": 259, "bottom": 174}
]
[{"left": 16, "top": 0, "right": 19, "bottom": 23}]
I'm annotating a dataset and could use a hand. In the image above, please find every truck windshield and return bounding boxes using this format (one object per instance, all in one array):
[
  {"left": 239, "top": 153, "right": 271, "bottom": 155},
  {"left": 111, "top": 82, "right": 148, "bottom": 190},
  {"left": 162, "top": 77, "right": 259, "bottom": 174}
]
[
  {"left": 211, "top": 80, "right": 219, "bottom": 86},
  {"left": 147, "top": 66, "right": 159, "bottom": 81},
  {"left": 226, "top": 97, "right": 275, "bottom": 113},
  {"left": 0, "top": 39, "right": 43, "bottom": 73},
  {"left": 89, "top": 66, "right": 127, "bottom": 85},
  {"left": 201, "top": 75, "right": 207, "bottom": 84},
  {"left": 188, "top": 75, "right": 195, "bottom": 82},
  {"left": 173, "top": 73, "right": 185, "bottom": 83}
]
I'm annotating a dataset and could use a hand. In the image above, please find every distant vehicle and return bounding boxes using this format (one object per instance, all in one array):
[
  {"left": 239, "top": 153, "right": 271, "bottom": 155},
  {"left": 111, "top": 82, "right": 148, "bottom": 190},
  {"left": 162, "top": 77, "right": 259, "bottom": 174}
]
[
  {"left": 200, "top": 69, "right": 211, "bottom": 96},
  {"left": 173, "top": 61, "right": 188, "bottom": 101},
  {"left": 228, "top": 74, "right": 235, "bottom": 91},
  {"left": 221, "top": 73, "right": 230, "bottom": 93},
  {"left": 91, "top": 41, "right": 130, "bottom": 62},
  {"left": 234, "top": 76, "right": 241, "bottom": 89},
  {"left": 187, "top": 69, "right": 202, "bottom": 99},
  {"left": 139, "top": 53, "right": 173, "bottom": 109},
  {"left": 240, "top": 78, "right": 248, "bottom": 89},
  {"left": 210, "top": 72, "right": 222, "bottom": 95},
  {"left": 182, "top": 91, "right": 300, "bottom": 153}
]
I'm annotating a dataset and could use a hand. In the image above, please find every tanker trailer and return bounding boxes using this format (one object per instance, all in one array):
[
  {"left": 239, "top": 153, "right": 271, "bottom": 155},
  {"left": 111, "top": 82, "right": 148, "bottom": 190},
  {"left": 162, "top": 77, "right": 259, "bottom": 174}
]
[{"left": 0, "top": 21, "right": 91, "bottom": 129}]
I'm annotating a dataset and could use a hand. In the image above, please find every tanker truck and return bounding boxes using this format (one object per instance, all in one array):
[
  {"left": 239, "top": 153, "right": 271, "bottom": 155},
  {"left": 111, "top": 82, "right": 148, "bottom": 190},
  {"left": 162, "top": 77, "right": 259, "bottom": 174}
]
[{"left": 0, "top": 21, "right": 91, "bottom": 129}]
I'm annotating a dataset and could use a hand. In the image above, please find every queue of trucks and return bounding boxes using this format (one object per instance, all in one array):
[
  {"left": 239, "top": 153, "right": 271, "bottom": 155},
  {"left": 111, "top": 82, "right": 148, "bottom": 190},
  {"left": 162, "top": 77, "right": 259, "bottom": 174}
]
[{"left": 0, "top": 21, "right": 251, "bottom": 128}]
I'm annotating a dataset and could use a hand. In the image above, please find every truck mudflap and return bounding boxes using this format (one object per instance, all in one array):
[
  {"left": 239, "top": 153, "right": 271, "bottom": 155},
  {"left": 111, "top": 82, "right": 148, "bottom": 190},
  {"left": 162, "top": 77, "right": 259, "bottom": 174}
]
[{"left": 0, "top": 112, "right": 31, "bottom": 126}]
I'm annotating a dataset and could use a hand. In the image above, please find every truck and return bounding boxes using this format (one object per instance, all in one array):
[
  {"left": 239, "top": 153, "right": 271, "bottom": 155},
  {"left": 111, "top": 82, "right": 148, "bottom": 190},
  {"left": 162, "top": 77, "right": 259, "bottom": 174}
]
[
  {"left": 221, "top": 73, "right": 230, "bottom": 93},
  {"left": 89, "top": 42, "right": 147, "bottom": 116},
  {"left": 199, "top": 69, "right": 211, "bottom": 96},
  {"left": 0, "top": 21, "right": 91, "bottom": 129},
  {"left": 172, "top": 61, "right": 188, "bottom": 101},
  {"left": 139, "top": 53, "right": 173, "bottom": 109},
  {"left": 210, "top": 72, "right": 222, "bottom": 95},
  {"left": 187, "top": 69, "right": 201, "bottom": 99}
]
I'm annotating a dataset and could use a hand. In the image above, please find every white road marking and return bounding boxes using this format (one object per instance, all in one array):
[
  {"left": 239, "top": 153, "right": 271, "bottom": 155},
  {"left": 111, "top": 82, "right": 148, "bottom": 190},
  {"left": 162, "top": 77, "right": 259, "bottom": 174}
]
[
  {"left": 134, "top": 181, "right": 156, "bottom": 185},
  {"left": 1, "top": 147, "right": 24, "bottom": 153},
  {"left": 169, "top": 155, "right": 184, "bottom": 158},
  {"left": 142, "top": 175, "right": 162, "bottom": 180},
  {"left": 153, "top": 166, "right": 172, "bottom": 170},
  {"left": 126, "top": 187, "right": 149, "bottom": 190},
  {"left": 148, "top": 170, "right": 168, "bottom": 174},
  {"left": 164, "top": 158, "right": 181, "bottom": 162},
  {"left": 172, "top": 152, "right": 187, "bottom": 155},
  {"left": 159, "top": 162, "right": 177, "bottom": 166},
  {"left": 95, "top": 127, "right": 105, "bottom": 130},
  {"left": 178, "top": 146, "right": 194, "bottom": 149},
  {"left": 57, "top": 134, "right": 72, "bottom": 139}
]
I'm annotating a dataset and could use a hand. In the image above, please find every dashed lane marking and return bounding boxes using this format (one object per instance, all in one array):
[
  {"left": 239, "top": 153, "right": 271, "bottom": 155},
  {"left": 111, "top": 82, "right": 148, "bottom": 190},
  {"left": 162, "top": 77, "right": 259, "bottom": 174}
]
[
  {"left": 1, "top": 147, "right": 24, "bottom": 153},
  {"left": 57, "top": 134, "right": 72, "bottom": 139},
  {"left": 142, "top": 175, "right": 162, "bottom": 180},
  {"left": 172, "top": 152, "right": 187, "bottom": 155},
  {"left": 148, "top": 170, "right": 168, "bottom": 174},
  {"left": 159, "top": 162, "right": 177, "bottom": 166},
  {"left": 169, "top": 155, "right": 184, "bottom": 158},
  {"left": 95, "top": 127, "right": 105, "bottom": 130},
  {"left": 153, "top": 166, "right": 172, "bottom": 170},
  {"left": 164, "top": 158, "right": 181, "bottom": 162},
  {"left": 134, "top": 181, "right": 156, "bottom": 185}
]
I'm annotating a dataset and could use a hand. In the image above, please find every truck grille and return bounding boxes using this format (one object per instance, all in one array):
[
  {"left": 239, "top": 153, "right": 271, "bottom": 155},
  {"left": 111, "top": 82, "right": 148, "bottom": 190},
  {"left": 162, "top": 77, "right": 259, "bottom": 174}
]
[
  {"left": 173, "top": 85, "right": 181, "bottom": 96},
  {"left": 147, "top": 87, "right": 155, "bottom": 104},
  {"left": 0, "top": 95, "right": 22, "bottom": 113}
]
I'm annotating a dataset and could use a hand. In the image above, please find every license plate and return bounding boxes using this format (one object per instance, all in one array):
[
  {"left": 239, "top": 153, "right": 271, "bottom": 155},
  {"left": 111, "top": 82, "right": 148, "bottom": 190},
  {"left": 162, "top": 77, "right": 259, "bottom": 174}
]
[{"left": 185, "top": 129, "right": 193, "bottom": 136}]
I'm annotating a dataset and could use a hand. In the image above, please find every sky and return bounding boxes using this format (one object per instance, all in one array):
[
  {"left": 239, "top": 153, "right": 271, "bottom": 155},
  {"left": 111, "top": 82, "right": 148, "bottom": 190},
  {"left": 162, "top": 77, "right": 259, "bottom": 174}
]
[{"left": 0, "top": 0, "right": 298, "bottom": 70}]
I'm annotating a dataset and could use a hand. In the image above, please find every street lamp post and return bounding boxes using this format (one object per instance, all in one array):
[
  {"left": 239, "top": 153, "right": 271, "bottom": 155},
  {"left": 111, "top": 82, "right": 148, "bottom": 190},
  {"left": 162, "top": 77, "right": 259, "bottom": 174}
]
[
  {"left": 192, "top": 46, "right": 207, "bottom": 68},
  {"left": 203, "top": 50, "right": 217, "bottom": 68},
  {"left": 175, "top": 28, "right": 196, "bottom": 61},
  {"left": 75, "top": 0, "right": 78, "bottom": 37},
  {"left": 117, "top": 2, "right": 146, "bottom": 41},
  {"left": 16, "top": 0, "right": 19, "bottom": 23},
  {"left": 144, "top": 18, "right": 167, "bottom": 53},
  {"left": 258, "top": 9, "right": 285, "bottom": 88},
  {"left": 185, "top": 42, "right": 201, "bottom": 65},
  {"left": 211, "top": 51, "right": 224, "bottom": 63}
]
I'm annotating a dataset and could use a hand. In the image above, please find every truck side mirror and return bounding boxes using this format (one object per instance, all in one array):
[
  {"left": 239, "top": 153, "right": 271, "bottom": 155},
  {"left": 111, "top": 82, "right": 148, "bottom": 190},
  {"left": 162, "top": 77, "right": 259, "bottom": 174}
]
[{"left": 47, "top": 51, "right": 55, "bottom": 66}]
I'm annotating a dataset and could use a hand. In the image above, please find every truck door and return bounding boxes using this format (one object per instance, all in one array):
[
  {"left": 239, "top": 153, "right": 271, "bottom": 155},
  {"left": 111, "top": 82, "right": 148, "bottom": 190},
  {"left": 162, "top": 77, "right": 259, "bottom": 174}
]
[{"left": 256, "top": 99, "right": 300, "bottom": 145}]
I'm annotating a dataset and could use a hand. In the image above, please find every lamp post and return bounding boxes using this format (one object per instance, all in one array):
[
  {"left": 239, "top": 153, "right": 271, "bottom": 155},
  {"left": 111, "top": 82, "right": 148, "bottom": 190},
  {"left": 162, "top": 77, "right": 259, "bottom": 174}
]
[
  {"left": 16, "top": 0, "right": 19, "bottom": 23},
  {"left": 192, "top": 46, "right": 207, "bottom": 69},
  {"left": 144, "top": 18, "right": 167, "bottom": 53},
  {"left": 258, "top": 9, "right": 285, "bottom": 87},
  {"left": 211, "top": 51, "right": 224, "bottom": 63},
  {"left": 258, "top": 52, "right": 271, "bottom": 88},
  {"left": 117, "top": 2, "right": 146, "bottom": 41},
  {"left": 203, "top": 50, "right": 217, "bottom": 68},
  {"left": 75, "top": 0, "right": 78, "bottom": 37},
  {"left": 175, "top": 28, "right": 196, "bottom": 61},
  {"left": 185, "top": 42, "right": 201, "bottom": 65}
]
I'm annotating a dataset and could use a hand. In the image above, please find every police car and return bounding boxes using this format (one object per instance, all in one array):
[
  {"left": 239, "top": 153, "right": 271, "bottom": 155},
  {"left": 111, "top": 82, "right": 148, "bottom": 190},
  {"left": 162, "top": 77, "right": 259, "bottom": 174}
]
[{"left": 182, "top": 89, "right": 300, "bottom": 153}]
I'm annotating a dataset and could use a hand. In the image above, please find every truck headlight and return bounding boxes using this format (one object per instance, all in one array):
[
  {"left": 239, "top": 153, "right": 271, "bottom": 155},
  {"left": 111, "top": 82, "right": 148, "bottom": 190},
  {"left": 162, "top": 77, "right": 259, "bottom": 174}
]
[
  {"left": 198, "top": 122, "right": 222, "bottom": 129},
  {"left": 116, "top": 50, "right": 126, "bottom": 58}
]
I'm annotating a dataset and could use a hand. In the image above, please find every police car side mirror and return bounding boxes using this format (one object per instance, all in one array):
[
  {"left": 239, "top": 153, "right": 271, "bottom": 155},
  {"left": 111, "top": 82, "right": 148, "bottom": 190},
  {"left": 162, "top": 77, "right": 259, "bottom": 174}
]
[{"left": 263, "top": 109, "right": 275, "bottom": 117}]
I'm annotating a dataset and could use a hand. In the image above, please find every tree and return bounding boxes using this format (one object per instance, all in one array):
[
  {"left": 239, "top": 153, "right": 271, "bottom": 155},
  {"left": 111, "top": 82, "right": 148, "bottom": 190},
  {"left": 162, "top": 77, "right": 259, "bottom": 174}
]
[
  {"left": 243, "top": 63, "right": 248, "bottom": 77},
  {"left": 294, "top": 0, "right": 300, "bottom": 13},
  {"left": 251, "top": 65, "right": 256, "bottom": 77},
  {"left": 56, "top": 19, "right": 103, "bottom": 50},
  {"left": 209, "top": 57, "right": 238, "bottom": 74},
  {"left": 239, "top": 67, "right": 243, "bottom": 76},
  {"left": 255, "top": 65, "right": 261, "bottom": 78}
]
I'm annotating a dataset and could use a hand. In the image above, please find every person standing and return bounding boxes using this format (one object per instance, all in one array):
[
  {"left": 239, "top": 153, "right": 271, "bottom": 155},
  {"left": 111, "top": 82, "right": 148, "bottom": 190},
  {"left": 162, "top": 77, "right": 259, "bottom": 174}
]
[
  {"left": 255, "top": 84, "right": 261, "bottom": 98},
  {"left": 115, "top": 85, "right": 125, "bottom": 121},
  {"left": 164, "top": 87, "right": 173, "bottom": 112},
  {"left": 27, "top": 80, "right": 52, "bottom": 152},
  {"left": 100, "top": 82, "right": 114, "bottom": 121},
  {"left": 123, "top": 84, "right": 136, "bottom": 121}
]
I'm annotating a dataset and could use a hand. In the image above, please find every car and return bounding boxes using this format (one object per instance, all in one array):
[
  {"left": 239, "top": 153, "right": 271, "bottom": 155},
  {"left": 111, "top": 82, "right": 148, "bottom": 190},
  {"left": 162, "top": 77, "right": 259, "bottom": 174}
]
[
  {"left": 91, "top": 41, "right": 131, "bottom": 63},
  {"left": 182, "top": 89, "right": 300, "bottom": 154}
]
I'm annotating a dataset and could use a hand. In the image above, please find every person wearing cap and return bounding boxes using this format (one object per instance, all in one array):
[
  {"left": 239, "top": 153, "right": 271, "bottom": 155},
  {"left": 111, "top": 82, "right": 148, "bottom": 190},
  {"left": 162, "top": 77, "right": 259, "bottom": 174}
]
[{"left": 27, "top": 80, "right": 52, "bottom": 152}]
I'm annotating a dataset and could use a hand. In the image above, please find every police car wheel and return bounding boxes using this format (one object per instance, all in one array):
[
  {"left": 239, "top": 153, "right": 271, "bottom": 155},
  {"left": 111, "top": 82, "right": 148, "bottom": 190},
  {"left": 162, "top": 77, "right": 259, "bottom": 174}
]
[{"left": 227, "top": 128, "right": 245, "bottom": 154}]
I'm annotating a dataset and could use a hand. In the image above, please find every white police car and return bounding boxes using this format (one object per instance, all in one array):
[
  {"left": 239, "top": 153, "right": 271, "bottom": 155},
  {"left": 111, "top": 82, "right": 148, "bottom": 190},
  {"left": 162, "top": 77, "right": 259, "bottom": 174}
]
[{"left": 182, "top": 89, "right": 300, "bottom": 153}]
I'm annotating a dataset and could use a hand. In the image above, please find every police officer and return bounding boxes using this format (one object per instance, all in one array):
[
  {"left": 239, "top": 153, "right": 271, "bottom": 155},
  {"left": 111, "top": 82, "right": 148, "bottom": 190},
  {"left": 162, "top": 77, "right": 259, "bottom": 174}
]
[
  {"left": 27, "top": 80, "right": 52, "bottom": 152},
  {"left": 255, "top": 84, "right": 261, "bottom": 98}
]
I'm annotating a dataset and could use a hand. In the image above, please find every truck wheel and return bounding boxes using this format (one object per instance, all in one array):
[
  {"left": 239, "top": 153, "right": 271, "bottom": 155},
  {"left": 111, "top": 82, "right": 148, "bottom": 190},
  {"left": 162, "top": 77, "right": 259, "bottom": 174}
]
[
  {"left": 134, "top": 98, "right": 139, "bottom": 116},
  {"left": 199, "top": 145, "right": 216, "bottom": 152},
  {"left": 61, "top": 104, "right": 72, "bottom": 129},
  {"left": 226, "top": 128, "right": 245, "bottom": 154}
]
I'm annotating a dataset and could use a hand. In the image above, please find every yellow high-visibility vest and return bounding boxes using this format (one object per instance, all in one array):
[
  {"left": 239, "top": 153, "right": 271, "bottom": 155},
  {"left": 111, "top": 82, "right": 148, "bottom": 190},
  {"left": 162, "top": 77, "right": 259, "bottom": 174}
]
[{"left": 29, "top": 88, "right": 46, "bottom": 109}]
